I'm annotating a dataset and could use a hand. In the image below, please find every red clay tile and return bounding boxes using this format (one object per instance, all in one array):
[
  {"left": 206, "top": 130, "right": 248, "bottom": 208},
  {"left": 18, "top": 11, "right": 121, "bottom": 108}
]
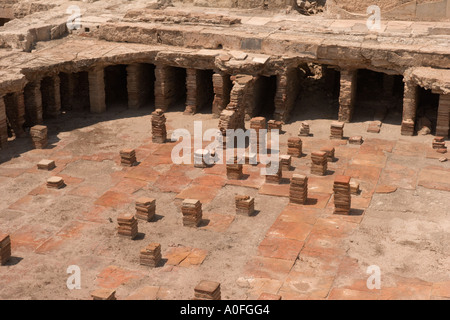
[
  {"left": 258, "top": 237, "right": 304, "bottom": 261},
  {"left": 95, "top": 265, "right": 143, "bottom": 289}
]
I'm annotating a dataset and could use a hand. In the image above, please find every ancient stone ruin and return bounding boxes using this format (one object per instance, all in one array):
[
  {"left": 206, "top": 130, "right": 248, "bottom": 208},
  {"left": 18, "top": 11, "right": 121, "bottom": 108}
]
[{"left": 0, "top": 0, "right": 449, "bottom": 303}]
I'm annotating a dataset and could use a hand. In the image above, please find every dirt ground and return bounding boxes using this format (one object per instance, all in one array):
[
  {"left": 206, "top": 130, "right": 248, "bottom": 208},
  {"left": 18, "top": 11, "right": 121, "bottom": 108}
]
[{"left": 0, "top": 94, "right": 449, "bottom": 300}]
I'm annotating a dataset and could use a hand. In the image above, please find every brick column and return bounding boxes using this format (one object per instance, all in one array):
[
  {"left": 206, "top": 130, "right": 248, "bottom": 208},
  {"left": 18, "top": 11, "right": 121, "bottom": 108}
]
[
  {"left": 0, "top": 95, "right": 7, "bottom": 149},
  {"left": 88, "top": 67, "right": 106, "bottom": 113},
  {"left": 24, "top": 79, "right": 43, "bottom": 125},
  {"left": 127, "top": 63, "right": 146, "bottom": 109},
  {"left": 42, "top": 75, "right": 61, "bottom": 118},
  {"left": 11, "top": 92, "right": 26, "bottom": 137},
  {"left": 338, "top": 69, "right": 357, "bottom": 123},
  {"left": 436, "top": 94, "right": 450, "bottom": 138},
  {"left": 212, "top": 72, "right": 231, "bottom": 118},
  {"left": 185, "top": 68, "right": 198, "bottom": 114},
  {"left": 401, "top": 81, "right": 419, "bottom": 136},
  {"left": 154, "top": 65, "right": 172, "bottom": 111}
]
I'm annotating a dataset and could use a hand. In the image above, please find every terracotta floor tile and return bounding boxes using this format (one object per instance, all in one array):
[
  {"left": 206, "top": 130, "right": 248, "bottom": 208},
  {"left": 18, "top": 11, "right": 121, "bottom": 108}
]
[
  {"left": 257, "top": 237, "right": 304, "bottom": 261},
  {"left": 165, "top": 246, "right": 192, "bottom": 266},
  {"left": 328, "top": 288, "right": 379, "bottom": 300},
  {"left": 281, "top": 270, "right": 335, "bottom": 299},
  {"left": 278, "top": 205, "right": 323, "bottom": 225},
  {"left": 244, "top": 256, "right": 295, "bottom": 281},
  {"left": 109, "top": 178, "right": 148, "bottom": 194},
  {"left": 95, "top": 191, "right": 133, "bottom": 209},
  {"left": 175, "top": 185, "right": 220, "bottom": 204},
  {"left": 35, "top": 221, "right": 92, "bottom": 254},
  {"left": 267, "top": 219, "right": 314, "bottom": 242},
  {"left": 178, "top": 248, "right": 208, "bottom": 267},
  {"left": 11, "top": 224, "right": 55, "bottom": 251},
  {"left": 431, "top": 281, "right": 450, "bottom": 298},
  {"left": 417, "top": 166, "right": 450, "bottom": 192},
  {"left": 95, "top": 265, "right": 143, "bottom": 289},
  {"left": 201, "top": 213, "right": 235, "bottom": 233},
  {"left": 259, "top": 183, "right": 290, "bottom": 197}
]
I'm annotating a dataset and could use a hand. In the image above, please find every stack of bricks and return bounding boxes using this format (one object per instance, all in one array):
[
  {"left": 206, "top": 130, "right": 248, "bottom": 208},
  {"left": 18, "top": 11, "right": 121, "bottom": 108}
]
[
  {"left": 367, "top": 121, "right": 382, "bottom": 133},
  {"left": 298, "top": 122, "right": 310, "bottom": 136},
  {"left": 135, "top": 198, "right": 156, "bottom": 222},
  {"left": 401, "top": 119, "right": 415, "bottom": 136},
  {"left": 120, "top": 149, "right": 137, "bottom": 167},
  {"left": 349, "top": 136, "right": 364, "bottom": 145},
  {"left": 330, "top": 121, "right": 345, "bottom": 139},
  {"left": 433, "top": 137, "right": 447, "bottom": 153},
  {"left": 320, "top": 146, "right": 335, "bottom": 162},
  {"left": 245, "top": 152, "right": 258, "bottom": 165},
  {"left": 194, "top": 149, "right": 210, "bottom": 168},
  {"left": 0, "top": 234, "right": 11, "bottom": 265},
  {"left": 47, "top": 176, "right": 65, "bottom": 189},
  {"left": 181, "top": 199, "right": 202, "bottom": 227},
  {"left": 140, "top": 243, "right": 162, "bottom": 268},
  {"left": 30, "top": 125, "right": 48, "bottom": 149},
  {"left": 333, "top": 175, "right": 351, "bottom": 215},
  {"left": 91, "top": 289, "right": 117, "bottom": 300},
  {"left": 350, "top": 180, "right": 360, "bottom": 195},
  {"left": 311, "top": 151, "right": 327, "bottom": 176},
  {"left": 38, "top": 160, "right": 55, "bottom": 171},
  {"left": 289, "top": 174, "right": 308, "bottom": 205},
  {"left": 235, "top": 195, "right": 255, "bottom": 216},
  {"left": 287, "top": 137, "right": 302, "bottom": 157},
  {"left": 117, "top": 213, "right": 138, "bottom": 239},
  {"left": 267, "top": 120, "right": 282, "bottom": 131},
  {"left": 151, "top": 109, "right": 167, "bottom": 143},
  {"left": 265, "top": 162, "right": 282, "bottom": 184},
  {"left": 280, "top": 155, "right": 291, "bottom": 171},
  {"left": 226, "top": 156, "right": 243, "bottom": 180},
  {"left": 250, "top": 117, "right": 266, "bottom": 153},
  {"left": 194, "top": 281, "right": 221, "bottom": 300}
]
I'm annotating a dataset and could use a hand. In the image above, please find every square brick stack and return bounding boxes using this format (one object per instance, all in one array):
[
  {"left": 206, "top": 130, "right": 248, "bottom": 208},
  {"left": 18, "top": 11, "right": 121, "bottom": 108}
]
[
  {"left": 194, "top": 280, "right": 221, "bottom": 300},
  {"left": 91, "top": 289, "right": 116, "bottom": 300},
  {"left": 267, "top": 120, "right": 282, "bottom": 131},
  {"left": 120, "top": 149, "right": 137, "bottom": 167},
  {"left": 265, "top": 162, "right": 282, "bottom": 184},
  {"left": 47, "top": 176, "right": 65, "bottom": 189},
  {"left": 367, "top": 121, "right": 382, "bottom": 133},
  {"left": 289, "top": 174, "right": 308, "bottom": 205},
  {"left": 140, "top": 243, "right": 162, "bottom": 267},
  {"left": 433, "top": 137, "right": 446, "bottom": 150},
  {"left": 151, "top": 109, "right": 167, "bottom": 143},
  {"left": 117, "top": 213, "right": 138, "bottom": 239},
  {"left": 135, "top": 197, "right": 156, "bottom": 222},
  {"left": 311, "top": 151, "right": 327, "bottom": 176},
  {"left": 333, "top": 175, "right": 351, "bottom": 215},
  {"left": 320, "top": 146, "right": 335, "bottom": 162},
  {"left": 287, "top": 137, "right": 302, "bottom": 157},
  {"left": 194, "top": 149, "right": 210, "bottom": 168},
  {"left": 30, "top": 125, "right": 48, "bottom": 149},
  {"left": 226, "top": 156, "right": 243, "bottom": 180},
  {"left": 280, "top": 155, "right": 291, "bottom": 171},
  {"left": 350, "top": 180, "right": 360, "bottom": 195},
  {"left": 38, "top": 159, "right": 55, "bottom": 171},
  {"left": 250, "top": 117, "right": 266, "bottom": 153},
  {"left": 299, "top": 122, "right": 310, "bottom": 136},
  {"left": 235, "top": 195, "right": 255, "bottom": 216},
  {"left": 401, "top": 120, "right": 415, "bottom": 136},
  {"left": 330, "top": 121, "right": 345, "bottom": 139},
  {"left": 349, "top": 136, "right": 364, "bottom": 145},
  {"left": 437, "top": 95, "right": 450, "bottom": 137},
  {"left": 181, "top": 199, "right": 202, "bottom": 227},
  {"left": 0, "top": 234, "right": 11, "bottom": 265}
]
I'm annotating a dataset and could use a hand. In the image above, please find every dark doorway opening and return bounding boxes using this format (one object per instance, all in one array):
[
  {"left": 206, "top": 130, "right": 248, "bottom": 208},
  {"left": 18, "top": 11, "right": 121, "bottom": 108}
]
[
  {"left": 196, "top": 69, "right": 215, "bottom": 114},
  {"left": 354, "top": 69, "right": 403, "bottom": 124},
  {"left": 254, "top": 75, "right": 277, "bottom": 119},
  {"left": 416, "top": 87, "right": 439, "bottom": 134},
  {"left": 105, "top": 65, "right": 128, "bottom": 108}
]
